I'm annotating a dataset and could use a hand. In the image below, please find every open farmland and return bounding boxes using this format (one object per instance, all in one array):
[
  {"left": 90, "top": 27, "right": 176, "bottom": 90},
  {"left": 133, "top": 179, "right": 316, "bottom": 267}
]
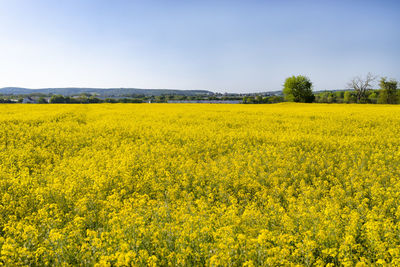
[{"left": 1, "top": 103, "right": 400, "bottom": 266}]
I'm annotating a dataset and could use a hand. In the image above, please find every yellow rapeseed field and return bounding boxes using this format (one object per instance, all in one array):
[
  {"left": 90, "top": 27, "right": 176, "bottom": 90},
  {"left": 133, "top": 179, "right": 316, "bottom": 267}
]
[{"left": 1, "top": 103, "right": 400, "bottom": 266}]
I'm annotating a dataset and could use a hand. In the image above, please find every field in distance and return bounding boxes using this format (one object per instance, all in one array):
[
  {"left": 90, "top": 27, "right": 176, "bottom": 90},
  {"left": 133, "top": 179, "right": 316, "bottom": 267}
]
[{"left": 1, "top": 103, "right": 400, "bottom": 266}]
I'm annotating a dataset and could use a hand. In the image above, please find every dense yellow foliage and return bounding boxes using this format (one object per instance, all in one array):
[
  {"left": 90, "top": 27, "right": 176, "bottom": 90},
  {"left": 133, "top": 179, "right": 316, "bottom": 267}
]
[{"left": 1, "top": 103, "right": 400, "bottom": 266}]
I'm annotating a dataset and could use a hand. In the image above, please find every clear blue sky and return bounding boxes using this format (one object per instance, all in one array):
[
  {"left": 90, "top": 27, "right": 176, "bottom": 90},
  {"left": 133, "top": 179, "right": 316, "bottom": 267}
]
[{"left": 0, "top": 0, "right": 399, "bottom": 93}]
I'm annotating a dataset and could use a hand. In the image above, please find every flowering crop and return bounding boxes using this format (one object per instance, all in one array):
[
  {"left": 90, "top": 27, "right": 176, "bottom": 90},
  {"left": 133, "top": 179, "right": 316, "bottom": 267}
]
[{"left": 1, "top": 103, "right": 400, "bottom": 266}]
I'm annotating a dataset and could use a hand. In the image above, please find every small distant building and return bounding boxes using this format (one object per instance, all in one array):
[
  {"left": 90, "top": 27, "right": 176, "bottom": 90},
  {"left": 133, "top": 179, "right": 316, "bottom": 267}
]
[{"left": 22, "top": 97, "right": 37, "bottom": 104}]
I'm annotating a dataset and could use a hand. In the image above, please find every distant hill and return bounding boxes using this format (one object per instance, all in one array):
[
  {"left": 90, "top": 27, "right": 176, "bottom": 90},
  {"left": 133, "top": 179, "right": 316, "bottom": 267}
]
[{"left": 0, "top": 87, "right": 214, "bottom": 96}]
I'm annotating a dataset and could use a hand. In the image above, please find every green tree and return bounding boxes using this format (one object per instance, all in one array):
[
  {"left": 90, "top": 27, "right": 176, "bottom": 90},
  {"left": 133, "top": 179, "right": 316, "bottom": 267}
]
[
  {"left": 334, "top": 91, "right": 345, "bottom": 103},
  {"left": 50, "top": 95, "right": 66, "bottom": 103},
  {"left": 283, "top": 75, "right": 315, "bottom": 103},
  {"left": 368, "top": 91, "right": 378, "bottom": 104},
  {"left": 38, "top": 97, "right": 48, "bottom": 104},
  {"left": 315, "top": 92, "right": 336, "bottom": 103},
  {"left": 343, "top": 91, "right": 356, "bottom": 103},
  {"left": 269, "top": 95, "right": 284, "bottom": 103},
  {"left": 377, "top": 77, "right": 398, "bottom": 104}
]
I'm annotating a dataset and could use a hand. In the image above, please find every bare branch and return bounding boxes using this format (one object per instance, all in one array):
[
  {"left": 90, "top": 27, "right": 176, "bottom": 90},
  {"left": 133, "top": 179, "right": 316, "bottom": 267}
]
[{"left": 347, "top": 73, "right": 377, "bottom": 102}]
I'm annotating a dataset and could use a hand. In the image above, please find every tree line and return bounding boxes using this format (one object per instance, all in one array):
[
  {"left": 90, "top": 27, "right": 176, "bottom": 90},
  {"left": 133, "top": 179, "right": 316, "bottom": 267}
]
[
  {"left": 1, "top": 73, "right": 398, "bottom": 104},
  {"left": 243, "top": 73, "right": 399, "bottom": 104},
  {"left": 299, "top": 73, "right": 399, "bottom": 104},
  {"left": 47, "top": 95, "right": 143, "bottom": 104},
  {"left": 0, "top": 93, "right": 244, "bottom": 104}
]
